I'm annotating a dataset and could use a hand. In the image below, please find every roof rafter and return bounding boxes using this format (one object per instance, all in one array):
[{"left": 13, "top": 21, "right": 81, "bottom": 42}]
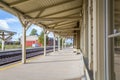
[
  {"left": 54, "top": 23, "right": 76, "bottom": 29},
  {"left": 55, "top": 26, "right": 75, "bottom": 30},
  {"left": 59, "top": 33, "right": 76, "bottom": 35},
  {"left": 45, "top": 12, "right": 80, "bottom": 25},
  {"left": 27, "top": 12, "right": 81, "bottom": 24},
  {"left": 46, "top": 27, "right": 80, "bottom": 31},
  {"left": 46, "top": 19, "right": 78, "bottom": 26},
  {"left": 26, "top": 16, "right": 81, "bottom": 22},
  {"left": 49, "top": 21, "right": 77, "bottom": 27},
  {"left": 58, "top": 31, "right": 74, "bottom": 33},
  {"left": 59, "top": 34, "right": 75, "bottom": 36}
]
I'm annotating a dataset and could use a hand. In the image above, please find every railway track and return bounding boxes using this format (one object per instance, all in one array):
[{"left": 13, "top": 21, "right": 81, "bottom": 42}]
[{"left": 0, "top": 47, "right": 57, "bottom": 66}]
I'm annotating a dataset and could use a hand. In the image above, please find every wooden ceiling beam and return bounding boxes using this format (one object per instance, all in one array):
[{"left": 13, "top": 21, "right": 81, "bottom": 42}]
[
  {"left": 49, "top": 21, "right": 77, "bottom": 27},
  {"left": 46, "top": 19, "right": 77, "bottom": 26},
  {"left": 58, "top": 33, "right": 76, "bottom": 35},
  {"left": 54, "top": 23, "right": 76, "bottom": 29},
  {"left": 26, "top": 16, "right": 81, "bottom": 22},
  {"left": 46, "top": 27, "right": 80, "bottom": 31}
]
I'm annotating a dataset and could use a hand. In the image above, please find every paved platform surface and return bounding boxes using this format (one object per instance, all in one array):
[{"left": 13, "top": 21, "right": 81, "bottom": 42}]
[{"left": 0, "top": 48, "right": 85, "bottom": 80}]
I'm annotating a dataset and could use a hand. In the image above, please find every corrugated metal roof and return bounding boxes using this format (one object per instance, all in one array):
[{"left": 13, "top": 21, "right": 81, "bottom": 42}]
[{"left": 0, "top": 0, "right": 82, "bottom": 37}]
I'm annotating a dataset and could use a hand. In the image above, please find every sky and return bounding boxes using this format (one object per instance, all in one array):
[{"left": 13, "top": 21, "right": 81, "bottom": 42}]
[{"left": 0, "top": 9, "right": 72, "bottom": 43}]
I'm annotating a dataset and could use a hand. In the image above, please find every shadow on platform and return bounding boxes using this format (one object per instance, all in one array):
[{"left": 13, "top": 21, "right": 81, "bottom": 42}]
[{"left": 27, "top": 59, "right": 80, "bottom": 64}]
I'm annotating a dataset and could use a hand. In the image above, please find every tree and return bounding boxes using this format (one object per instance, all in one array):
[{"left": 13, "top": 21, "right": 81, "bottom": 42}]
[
  {"left": 30, "top": 29, "right": 38, "bottom": 36},
  {"left": 38, "top": 31, "right": 49, "bottom": 46}
]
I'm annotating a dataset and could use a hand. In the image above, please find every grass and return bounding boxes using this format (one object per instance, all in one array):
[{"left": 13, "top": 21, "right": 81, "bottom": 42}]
[{"left": 5, "top": 44, "right": 21, "bottom": 50}]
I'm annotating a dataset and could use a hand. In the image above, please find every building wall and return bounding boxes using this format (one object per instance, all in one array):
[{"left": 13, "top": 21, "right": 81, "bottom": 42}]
[{"left": 26, "top": 40, "right": 41, "bottom": 47}]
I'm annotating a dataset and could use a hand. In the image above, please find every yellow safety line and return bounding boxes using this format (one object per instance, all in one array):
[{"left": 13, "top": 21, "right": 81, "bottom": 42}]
[
  {"left": 0, "top": 55, "right": 43, "bottom": 71},
  {"left": 0, "top": 62, "right": 21, "bottom": 71}
]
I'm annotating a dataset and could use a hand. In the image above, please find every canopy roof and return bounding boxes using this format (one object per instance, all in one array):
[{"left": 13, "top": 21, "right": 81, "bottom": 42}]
[
  {"left": 0, "top": 29, "right": 16, "bottom": 41},
  {"left": 0, "top": 0, "right": 83, "bottom": 37}
]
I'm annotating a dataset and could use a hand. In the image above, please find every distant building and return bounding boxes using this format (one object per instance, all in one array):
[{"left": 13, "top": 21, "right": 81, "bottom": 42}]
[
  {"left": 25, "top": 35, "right": 41, "bottom": 47},
  {"left": 48, "top": 38, "right": 58, "bottom": 46},
  {"left": 20, "top": 35, "right": 58, "bottom": 47}
]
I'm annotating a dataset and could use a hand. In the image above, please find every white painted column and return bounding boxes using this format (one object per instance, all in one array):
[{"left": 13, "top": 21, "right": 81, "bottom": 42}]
[
  {"left": 1, "top": 32, "right": 5, "bottom": 51},
  {"left": 22, "top": 27, "right": 26, "bottom": 64},
  {"left": 62, "top": 38, "right": 64, "bottom": 50},
  {"left": 105, "top": 0, "right": 114, "bottom": 80},
  {"left": 1, "top": 40, "right": 5, "bottom": 51},
  {"left": 93, "top": 0, "right": 106, "bottom": 80},
  {"left": 83, "top": 0, "right": 88, "bottom": 57},
  {"left": 53, "top": 34, "right": 56, "bottom": 52},
  {"left": 65, "top": 38, "right": 66, "bottom": 48},
  {"left": 58, "top": 36, "right": 60, "bottom": 51},
  {"left": 44, "top": 32, "right": 46, "bottom": 56},
  {"left": 18, "top": 15, "right": 31, "bottom": 64},
  {"left": 73, "top": 35, "right": 76, "bottom": 52},
  {"left": 93, "top": 0, "right": 97, "bottom": 79},
  {"left": 88, "top": 0, "right": 92, "bottom": 70}
]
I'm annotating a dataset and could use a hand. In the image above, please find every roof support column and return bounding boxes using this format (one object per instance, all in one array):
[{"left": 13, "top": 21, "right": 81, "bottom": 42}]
[
  {"left": 88, "top": 0, "right": 92, "bottom": 70},
  {"left": 44, "top": 30, "right": 47, "bottom": 56},
  {"left": 93, "top": 0, "right": 106, "bottom": 80},
  {"left": 76, "top": 22, "right": 80, "bottom": 54},
  {"left": 18, "top": 15, "right": 31, "bottom": 64},
  {"left": 1, "top": 32, "right": 5, "bottom": 51},
  {"left": 105, "top": 0, "right": 114, "bottom": 80},
  {"left": 53, "top": 34, "right": 56, "bottom": 52},
  {"left": 83, "top": 0, "right": 88, "bottom": 58},
  {"left": 62, "top": 38, "right": 63, "bottom": 49},
  {"left": 22, "top": 26, "right": 26, "bottom": 64},
  {"left": 73, "top": 34, "right": 77, "bottom": 53},
  {"left": 58, "top": 36, "right": 60, "bottom": 51},
  {"left": 64, "top": 38, "right": 66, "bottom": 48},
  {"left": 1, "top": 40, "right": 5, "bottom": 51}
]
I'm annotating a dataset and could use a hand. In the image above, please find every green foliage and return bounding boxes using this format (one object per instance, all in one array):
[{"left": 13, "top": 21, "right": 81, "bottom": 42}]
[
  {"left": 38, "top": 31, "right": 44, "bottom": 46},
  {"left": 60, "top": 38, "right": 62, "bottom": 47},
  {"left": 38, "top": 31, "right": 49, "bottom": 46},
  {"left": 30, "top": 29, "right": 38, "bottom": 36},
  {"left": 0, "top": 44, "right": 1, "bottom": 48}
]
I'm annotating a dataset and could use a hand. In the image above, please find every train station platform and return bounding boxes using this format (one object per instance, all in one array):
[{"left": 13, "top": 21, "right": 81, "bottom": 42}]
[{"left": 0, "top": 48, "right": 85, "bottom": 80}]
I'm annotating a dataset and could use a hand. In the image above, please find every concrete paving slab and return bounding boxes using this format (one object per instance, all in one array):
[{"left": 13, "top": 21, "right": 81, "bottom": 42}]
[{"left": 0, "top": 48, "right": 85, "bottom": 80}]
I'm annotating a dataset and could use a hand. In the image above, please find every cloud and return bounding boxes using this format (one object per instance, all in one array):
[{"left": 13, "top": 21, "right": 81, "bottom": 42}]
[
  {"left": 32, "top": 25, "right": 42, "bottom": 30},
  {"left": 5, "top": 17, "right": 19, "bottom": 23},
  {"left": 0, "top": 17, "right": 19, "bottom": 30},
  {"left": 0, "top": 20, "right": 10, "bottom": 30}
]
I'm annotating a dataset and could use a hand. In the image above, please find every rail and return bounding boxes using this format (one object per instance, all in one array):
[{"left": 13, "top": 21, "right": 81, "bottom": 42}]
[{"left": 0, "top": 46, "right": 58, "bottom": 65}]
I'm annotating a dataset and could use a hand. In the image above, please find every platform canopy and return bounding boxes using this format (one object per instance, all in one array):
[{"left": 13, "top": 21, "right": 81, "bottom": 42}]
[
  {"left": 0, "top": 0, "right": 82, "bottom": 37},
  {"left": 0, "top": 29, "right": 16, "bottom": 51},
  {"left": 0, "top": 29, "right": 16, "bottom": 41}
]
